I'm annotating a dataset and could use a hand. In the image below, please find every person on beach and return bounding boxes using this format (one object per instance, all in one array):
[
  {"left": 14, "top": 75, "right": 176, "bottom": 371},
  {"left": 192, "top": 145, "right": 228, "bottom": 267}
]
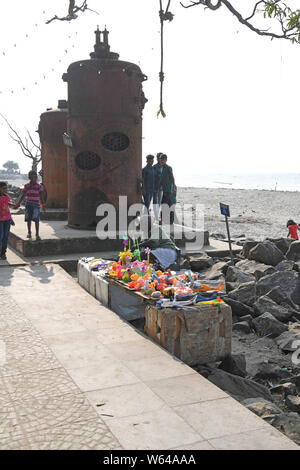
[
  {"left": 287, "top": 219, "right": 299, "bottom": 240},
  {"left": 14, "top": 170, "right": 45, "bottom": 240},
  {"left": 0, "top": 182, "right": 15, "bottom": 260},
  {"left": 156, "top": 154, "right": 176, "bottom": 225},
  {"left": 153, "top": 152, "right": 163, "bottom": 221},
  {"left": 142, "top": 155, "right": 156, "bottom": 213}
]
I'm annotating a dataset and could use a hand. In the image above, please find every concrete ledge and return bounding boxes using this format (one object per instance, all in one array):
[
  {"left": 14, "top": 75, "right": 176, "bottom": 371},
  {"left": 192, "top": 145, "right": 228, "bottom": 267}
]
[
  {"left": 8, "top": 216, "right": 210, "bottom": 258},
  {"left": 41, "top": 208, "right": 68, "bottom": 221}
]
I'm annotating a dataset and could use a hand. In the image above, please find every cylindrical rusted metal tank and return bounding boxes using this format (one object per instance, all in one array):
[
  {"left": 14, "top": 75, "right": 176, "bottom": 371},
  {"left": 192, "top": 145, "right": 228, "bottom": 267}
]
[
  {"left": 39, "top": 100, "right": 68, "bottom": 208},
  {"left": 62, "top": 27, "right": 147, "bottom": 228}
]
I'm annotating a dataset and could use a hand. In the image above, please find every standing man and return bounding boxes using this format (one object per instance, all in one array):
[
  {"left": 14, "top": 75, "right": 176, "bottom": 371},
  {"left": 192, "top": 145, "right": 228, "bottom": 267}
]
[
  {"left": 153, "top": 152, "right": 163, "bottom": 221},
  {"left": 142, "top": 155, "right": 155, "bottom": 213},
  {"left": 157, "top": 154, "right": 176, "bottom": 225}
]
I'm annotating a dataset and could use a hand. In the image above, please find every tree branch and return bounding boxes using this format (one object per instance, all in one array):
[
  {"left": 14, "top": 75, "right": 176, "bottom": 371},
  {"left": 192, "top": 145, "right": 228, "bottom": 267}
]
[
  {"left": 46, "top": 0, "right": 98, "bottom": 24},
  {"left": 180, "top": 0, "right": 300, "bottom": 43},
  {"left": 0, "top": 114, "right": 41, "bottom": 166}
]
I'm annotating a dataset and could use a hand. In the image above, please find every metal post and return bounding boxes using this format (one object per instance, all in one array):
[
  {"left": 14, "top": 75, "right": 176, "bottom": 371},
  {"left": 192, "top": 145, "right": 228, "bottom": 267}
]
[{"left": 225, "top": 215, "right": 234, "bottom": 265}]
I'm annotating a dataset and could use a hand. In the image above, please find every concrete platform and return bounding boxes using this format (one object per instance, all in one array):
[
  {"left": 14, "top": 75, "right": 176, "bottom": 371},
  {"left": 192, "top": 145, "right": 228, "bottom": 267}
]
[
  {"left": 0, "top": 264, "right": 298, "bottom": 450},
  {"left": 8, "top": 215, "right": 240, "bottom": 259},
  {"left": 40, "top": 208, "right": 68, "bottom": 221}
]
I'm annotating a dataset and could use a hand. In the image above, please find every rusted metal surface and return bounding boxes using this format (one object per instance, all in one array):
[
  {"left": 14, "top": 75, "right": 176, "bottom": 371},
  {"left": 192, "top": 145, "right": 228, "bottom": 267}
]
[
  {"left": 63, "top": 27, "right": 147, "bottom": 228},
  {"left": 39, "top": 100, "right": 68, "bottom": 208}
]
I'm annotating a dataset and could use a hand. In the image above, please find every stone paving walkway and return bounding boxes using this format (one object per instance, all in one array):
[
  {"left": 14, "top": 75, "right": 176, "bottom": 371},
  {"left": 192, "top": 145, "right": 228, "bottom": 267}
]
[
  {"left": 0, "top": 286, "right": 122, "bottom": 450},
  {"left": 0, "top": 264, "right": 299, "bottom": 450}
]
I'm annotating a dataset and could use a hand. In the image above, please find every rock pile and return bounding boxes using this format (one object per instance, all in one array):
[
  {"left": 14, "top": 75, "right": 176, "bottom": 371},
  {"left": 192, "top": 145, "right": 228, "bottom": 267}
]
[{"left": 190, "top": 237, "right": 300, "bottom": 446}]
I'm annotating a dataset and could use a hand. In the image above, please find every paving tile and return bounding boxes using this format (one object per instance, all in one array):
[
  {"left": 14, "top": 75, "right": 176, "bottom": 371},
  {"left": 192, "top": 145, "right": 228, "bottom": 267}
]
[
  {"left": 145, "top": 374, "right": 227, "bottom": 407},
  {"left": 0, "top": 422, "right": 30, "bottom": 450},
  {"left": 0, "top": 435, "right": 31, "bottom": 450},
  {"left": 0, "top": 317, "right": 31, "bottom": 334},
  {"left": 0, "top": 343, "right": 60, "bottom": 377},
  {"left": 75, "top": 309, "right": 127, "bottom": 331},
  {"left": 106, "top": 404, "right": 201, "bottom": 450},
  {"left": 95, "top": 326, "right": 147, "bottom": 345},
  {"left": 174, "top": 397, "right": 269, "bottom": 440},
  {"left": 13, "top": 393, "right": 101, "bottom": 433},
  {"left": 208, "top": 427, "right": 300, "bottom": 450},
  {"left": 67, "top": 358, "right": 141, "bottom": 392},
  {"left": 27, "top": 418, "right": 122, "bottom": 450},
  {"left": 172, "top": 440, "right": 215, "bottom": 450},
  {"left": 123, "top": 354, "right": 193, "bottom": 382},
  {"left": 44, "top": 331, "right": 113, "bottom": 369},
  {"left": 29, "top": 316, "right": 86, "bottom": 337},
  {"left": 0, "top": 403, "right": 21, "bottom": 439},
  {"left": 86, "top": 382, "right": 165, "bottom": 421},
  {"left": 4, "top": 368, "right": 79, "bottom": 401},
  {"left": 0, "top": 374, "right": 11, "bottom": 405},
  {"left": 105, "top": 338, "right": 167, "bottom": 362}
]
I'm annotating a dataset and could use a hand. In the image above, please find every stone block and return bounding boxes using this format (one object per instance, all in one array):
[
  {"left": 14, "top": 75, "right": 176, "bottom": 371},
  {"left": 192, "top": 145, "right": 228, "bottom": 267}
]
[{"left": 144, "top": 303, "right": 232, "bottom": 365}]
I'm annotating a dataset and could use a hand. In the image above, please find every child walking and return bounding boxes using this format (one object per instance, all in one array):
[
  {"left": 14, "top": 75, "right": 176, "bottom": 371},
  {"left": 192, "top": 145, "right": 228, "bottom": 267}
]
[
  {"left": 0, "top": 182, "right": 15, "bottom": 260},
  {"left": 14, "top": 170, "right": 45, "bottom": 240},
  {"left": 287, "top": 219, "right": 299, "bottom": 240}
]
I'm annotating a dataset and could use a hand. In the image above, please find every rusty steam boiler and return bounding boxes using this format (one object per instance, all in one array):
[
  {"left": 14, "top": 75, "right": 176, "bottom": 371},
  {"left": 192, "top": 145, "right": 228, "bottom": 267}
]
[
  {"left": 39, "top": 100, "right": 68, "bottom": 208},
  {"left": 62, "top": 27, "right": 148, "bottom": 228}
]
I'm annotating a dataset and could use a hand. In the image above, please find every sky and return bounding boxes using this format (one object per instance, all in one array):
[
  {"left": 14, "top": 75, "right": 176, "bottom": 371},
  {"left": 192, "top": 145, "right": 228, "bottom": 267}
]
[{"left": 0, "top": 0, "right": 300, "bottom": 184}]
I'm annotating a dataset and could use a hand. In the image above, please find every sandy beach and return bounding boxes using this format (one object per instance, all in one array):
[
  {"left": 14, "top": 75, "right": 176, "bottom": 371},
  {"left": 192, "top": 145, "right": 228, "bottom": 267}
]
[{"left": 177, "top": 187, "right": 300, "bottom": 241}]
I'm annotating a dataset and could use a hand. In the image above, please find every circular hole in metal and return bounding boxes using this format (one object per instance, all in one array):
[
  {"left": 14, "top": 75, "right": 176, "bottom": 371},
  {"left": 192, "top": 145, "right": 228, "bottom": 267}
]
[
  {"left": 75, "top": 151, "right": 101, "bottom": 170},
  {"left": 101, "top": 132, "right": 130, "bottom": 152}
]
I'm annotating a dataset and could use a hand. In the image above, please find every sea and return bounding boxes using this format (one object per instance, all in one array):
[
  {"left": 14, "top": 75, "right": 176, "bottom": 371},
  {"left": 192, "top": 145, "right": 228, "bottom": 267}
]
[
  {"left": 5, "top": 173, "right": 300, "bottom": 192},
  {"left": 177, "top": 173, "right": 300, "bottom": 192}
]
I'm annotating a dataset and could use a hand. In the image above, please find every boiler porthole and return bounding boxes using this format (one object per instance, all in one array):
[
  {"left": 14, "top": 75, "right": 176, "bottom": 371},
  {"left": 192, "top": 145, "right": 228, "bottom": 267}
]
[
  {"left": 75, "top": 151, "right": 101, "bottom": 170},
  {"left": 101, "top": 132, "right": 130, "bottom": 152}
]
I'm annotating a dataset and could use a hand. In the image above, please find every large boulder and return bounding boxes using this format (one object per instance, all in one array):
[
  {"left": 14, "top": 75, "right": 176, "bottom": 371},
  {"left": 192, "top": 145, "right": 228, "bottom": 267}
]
[
  {"left": 275, "top": 331, "right": 300, "bottom": 353},
  {"left": 286, "top": 241, "right": 300, "bottom": 262},
  {"left": 252, "top": 312, "right": 288, "bottom": 338},
  {"left": 228, "top": 282, "right": 256, "bottom": 307},
  {"left": 235, "top": 259, "right": 275, "bottom": 281},
  {"left": 252, "top": 362, "right": 291, "bottom": 380},
  {"left": 256, "top": 271, "right": 300, "bottom": 305},
  {"left": 286, "top": 395, "right": 300, "bottom": 413},
  {"left": 241, "top": 240, "right": 259, "bottom": 259},
  {"left": 242, "top": 398, "right": 283, "bottom": 418},
  {"left": 222, "top": 297, "right": 255, "bottom": 318},
  {"left": 266, "top": 412, "right": 300, "bottom": 446},
  {"left": 218, "top": 354, "right": 247, "bottom": 378},
  {"left": 225, "top": 266, "right": 255, "bottom": 285},
  {"left": 189, "top": 253, "right": 214, "bottom": 271},
  {"left": 203, "top": 261, "right": 228, "bottom": 280},
  {"left": 206, "top": 368, "right": 273, "bottom": 402},
  {"left": 270, "top": 382, "right": 297, "bottom": 397},
  {"left": 253, "top": 297, "right": 293, "bottom": 322},
  {"left": 248, "top": 241, "right": 285, "bottom": 267},
  {"left": 232, "top": 321, "right": 251, "bottom": 334},
  {"left": 294, "top": 261, "right": 300, "bottom": 273},
  {"left": 266, "top": 286, "right": 300, "bottom": 312},
  {"left": 275, "top": 260, "right": 296, "bottom": 272},
  {"left": 267, "top": 237, "right": 294, "bottom": 255}
]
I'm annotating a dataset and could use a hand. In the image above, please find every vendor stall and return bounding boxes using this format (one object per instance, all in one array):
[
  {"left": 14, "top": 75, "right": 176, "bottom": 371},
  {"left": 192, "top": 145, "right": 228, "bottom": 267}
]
[{"left": 77, "top": 238, "right": 232, "bottom": 364}]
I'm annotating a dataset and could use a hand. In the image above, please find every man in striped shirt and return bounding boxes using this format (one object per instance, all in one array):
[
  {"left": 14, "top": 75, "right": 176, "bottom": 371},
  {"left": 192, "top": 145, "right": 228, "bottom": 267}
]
[{"left": 15, "top": 171, "right": 45, "bottom": 240}]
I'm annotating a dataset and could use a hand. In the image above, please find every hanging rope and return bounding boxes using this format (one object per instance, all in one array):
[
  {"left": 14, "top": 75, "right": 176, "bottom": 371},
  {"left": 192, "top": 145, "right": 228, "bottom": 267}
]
[{"left": 157, "top": 0, "right": 174, "bottom": 118}]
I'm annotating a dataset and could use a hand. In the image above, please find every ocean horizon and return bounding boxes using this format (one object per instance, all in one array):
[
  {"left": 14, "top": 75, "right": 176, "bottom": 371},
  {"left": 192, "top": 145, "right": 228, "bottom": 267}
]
[
  {"left": 5, "top": 172, "right": 300, "bottom": 193},
  {"left": 177, "top": 172, "right": 300, "bottom": 192}
]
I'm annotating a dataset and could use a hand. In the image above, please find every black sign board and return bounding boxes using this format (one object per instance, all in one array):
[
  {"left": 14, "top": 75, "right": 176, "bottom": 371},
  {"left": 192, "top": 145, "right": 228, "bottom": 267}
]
[{"left": 220, "top": 203, "right": 230, "bottom": 218}]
